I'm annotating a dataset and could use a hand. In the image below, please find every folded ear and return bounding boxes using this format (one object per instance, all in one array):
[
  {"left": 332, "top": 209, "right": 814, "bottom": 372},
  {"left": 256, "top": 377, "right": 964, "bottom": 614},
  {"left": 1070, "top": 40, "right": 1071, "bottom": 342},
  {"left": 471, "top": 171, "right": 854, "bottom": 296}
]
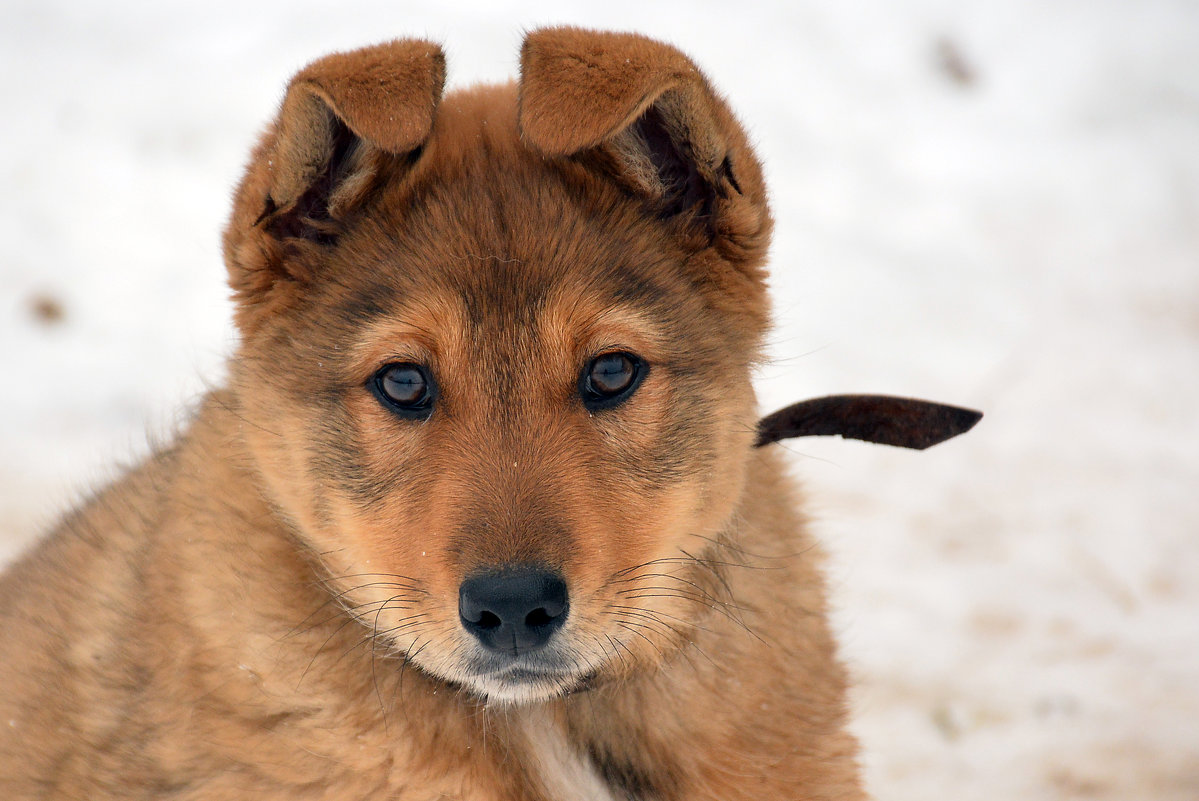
[
  {"left": 224, "top": 40, "right": 444, "bottom": 324},
  {"left": 263, "top": 41, "right": 445, "bottom": 236},
  {"left": 519, "top": 28, "right": 770, "bottom": 264}
]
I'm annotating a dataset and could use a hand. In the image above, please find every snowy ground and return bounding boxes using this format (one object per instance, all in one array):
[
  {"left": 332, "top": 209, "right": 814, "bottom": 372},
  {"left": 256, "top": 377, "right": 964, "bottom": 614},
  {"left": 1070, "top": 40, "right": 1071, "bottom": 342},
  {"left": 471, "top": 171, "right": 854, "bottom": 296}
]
[{"left": 2, "top": 2, "right": 1197, "bottom": 798}]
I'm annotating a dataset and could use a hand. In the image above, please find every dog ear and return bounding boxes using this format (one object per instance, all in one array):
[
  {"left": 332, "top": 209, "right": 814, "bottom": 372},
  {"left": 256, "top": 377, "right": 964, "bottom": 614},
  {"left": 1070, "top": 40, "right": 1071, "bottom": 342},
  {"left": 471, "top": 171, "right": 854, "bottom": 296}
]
[
  {"left": 259, "top": 41, "right": 445, "bottom": 241},
  {"left": 518, "top": 28, "right": 770, "bottom": 260},
  {"left": 224, "top": 40, "right": 444, "bottom": 324}
]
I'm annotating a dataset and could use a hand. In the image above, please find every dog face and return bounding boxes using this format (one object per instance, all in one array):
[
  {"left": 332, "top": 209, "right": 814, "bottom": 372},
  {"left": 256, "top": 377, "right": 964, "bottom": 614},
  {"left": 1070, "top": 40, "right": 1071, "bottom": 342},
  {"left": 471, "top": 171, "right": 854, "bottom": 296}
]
[{"left": 222, "top": 30, "right": 772, "bottom": 703}]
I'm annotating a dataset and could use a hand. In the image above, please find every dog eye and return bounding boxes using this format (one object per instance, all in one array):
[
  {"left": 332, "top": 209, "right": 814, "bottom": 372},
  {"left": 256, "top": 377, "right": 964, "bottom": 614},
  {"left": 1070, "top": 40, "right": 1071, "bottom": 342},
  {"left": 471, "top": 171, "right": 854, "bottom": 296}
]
[
  {"left": 580, "top": 352, "right": 646, "bottom": 410},
  {"left": 371, "top": 363, "right": 435, "bottom": 418}
]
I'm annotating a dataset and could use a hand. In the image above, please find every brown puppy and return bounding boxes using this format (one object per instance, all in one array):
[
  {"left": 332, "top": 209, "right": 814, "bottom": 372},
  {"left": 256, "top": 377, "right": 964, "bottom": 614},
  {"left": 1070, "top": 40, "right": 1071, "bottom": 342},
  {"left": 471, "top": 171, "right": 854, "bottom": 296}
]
[{"left": 0, "top": 29, "right": 866, "bottom": 800}]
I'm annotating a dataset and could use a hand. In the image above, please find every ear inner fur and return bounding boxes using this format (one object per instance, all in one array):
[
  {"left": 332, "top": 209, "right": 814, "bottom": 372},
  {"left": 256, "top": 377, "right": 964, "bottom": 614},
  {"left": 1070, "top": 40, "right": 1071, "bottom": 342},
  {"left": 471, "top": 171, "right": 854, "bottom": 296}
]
[{"left": 269, "top": 41, "right": 446, "bottom": 211}]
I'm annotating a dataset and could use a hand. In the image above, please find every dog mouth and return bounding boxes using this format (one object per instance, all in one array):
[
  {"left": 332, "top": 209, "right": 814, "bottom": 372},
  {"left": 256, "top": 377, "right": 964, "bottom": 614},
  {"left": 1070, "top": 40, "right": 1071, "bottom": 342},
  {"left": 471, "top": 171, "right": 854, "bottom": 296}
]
[{"left": 459, "top": 654, "right": 597, "bottom": 703}]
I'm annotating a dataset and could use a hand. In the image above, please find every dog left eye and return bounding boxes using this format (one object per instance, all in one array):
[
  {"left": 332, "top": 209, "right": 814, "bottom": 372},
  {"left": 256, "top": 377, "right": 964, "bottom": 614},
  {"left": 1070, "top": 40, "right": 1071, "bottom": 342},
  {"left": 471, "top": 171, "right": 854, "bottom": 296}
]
[
  {"left": 371, "top": 363, "right": 435, "bottom": 419},
  {"left": 580, "top": 352, "right": 646, "bottom": 410}
]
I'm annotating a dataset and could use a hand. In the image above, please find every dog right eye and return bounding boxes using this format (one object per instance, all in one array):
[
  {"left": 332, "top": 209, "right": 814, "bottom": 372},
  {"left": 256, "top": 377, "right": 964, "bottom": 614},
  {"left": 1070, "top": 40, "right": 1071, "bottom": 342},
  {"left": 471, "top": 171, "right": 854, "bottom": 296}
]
[
  {"left": 371, "top": 363, "right": 435, "bottom": 419},
  {"left": 580, "top": 351, "right": 647, "bottom": 411}
]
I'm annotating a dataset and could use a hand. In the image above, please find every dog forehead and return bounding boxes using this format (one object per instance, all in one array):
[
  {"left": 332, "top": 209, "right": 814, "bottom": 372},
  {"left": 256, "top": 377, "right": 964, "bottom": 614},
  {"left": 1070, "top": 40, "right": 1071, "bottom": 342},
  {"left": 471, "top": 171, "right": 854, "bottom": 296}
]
[
  {"left": 350, "top": 264, "right": 672, "bottom": 367},
  {"left": 360, "top": 102, "right": 680, "bottom": 296},
  {"left": 376, "top": 83, "right": 671, "bottom": 263},
  {"left": 324, "top": 81, "right": 704, "bottom": 363}
]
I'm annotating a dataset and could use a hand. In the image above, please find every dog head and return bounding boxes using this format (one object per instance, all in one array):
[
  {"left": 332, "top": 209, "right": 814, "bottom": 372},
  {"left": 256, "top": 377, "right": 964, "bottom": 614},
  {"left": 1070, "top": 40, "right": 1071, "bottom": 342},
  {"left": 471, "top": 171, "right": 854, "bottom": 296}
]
[{"left": 222, "top": 28, "right": 772, "bottom": 703}]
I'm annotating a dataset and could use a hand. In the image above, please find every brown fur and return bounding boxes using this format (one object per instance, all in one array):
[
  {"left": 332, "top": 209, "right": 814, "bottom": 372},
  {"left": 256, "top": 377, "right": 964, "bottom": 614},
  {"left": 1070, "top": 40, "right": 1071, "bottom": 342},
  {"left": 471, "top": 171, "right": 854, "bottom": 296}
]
[{"left": 0, "top": 28, "right": 865, "bottom": 800}]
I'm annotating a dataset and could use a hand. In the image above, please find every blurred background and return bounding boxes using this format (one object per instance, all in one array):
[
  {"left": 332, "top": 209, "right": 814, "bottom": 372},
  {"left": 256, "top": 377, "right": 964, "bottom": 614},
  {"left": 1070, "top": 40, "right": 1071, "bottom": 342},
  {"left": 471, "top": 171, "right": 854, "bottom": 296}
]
[{"left": 2, "top": 2, "right": 1196, "bottom": 798}]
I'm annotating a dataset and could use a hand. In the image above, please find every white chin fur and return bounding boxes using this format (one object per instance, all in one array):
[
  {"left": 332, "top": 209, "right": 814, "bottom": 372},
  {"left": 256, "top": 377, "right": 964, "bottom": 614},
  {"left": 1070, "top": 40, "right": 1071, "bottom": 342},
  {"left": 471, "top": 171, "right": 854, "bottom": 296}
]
[{"left": 464, "top": 673, "right": 577, "bottom": 706}]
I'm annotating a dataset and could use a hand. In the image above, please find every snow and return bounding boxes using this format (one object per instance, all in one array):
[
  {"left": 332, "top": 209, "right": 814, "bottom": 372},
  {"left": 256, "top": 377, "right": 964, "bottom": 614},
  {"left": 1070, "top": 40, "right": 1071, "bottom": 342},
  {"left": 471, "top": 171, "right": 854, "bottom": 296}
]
[{"left": 2, "top": 2, "right": 1197, "bottom": 798}]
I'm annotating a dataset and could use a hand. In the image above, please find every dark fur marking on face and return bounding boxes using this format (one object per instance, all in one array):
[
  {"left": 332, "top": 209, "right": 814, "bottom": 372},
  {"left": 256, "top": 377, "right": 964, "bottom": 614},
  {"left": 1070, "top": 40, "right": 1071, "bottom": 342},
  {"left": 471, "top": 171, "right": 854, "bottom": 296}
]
[
  {"left": 601, "top": 270, "right": 677, "bottom": 312},
  {"left": 336, "top": 281, "right": 401, "bottom": 328},
  {"left": 311, "top": 405, "right": 433, "bottom": 509},
  {"left": 463, "top": 259, "right": 552, "bottom": 329}
]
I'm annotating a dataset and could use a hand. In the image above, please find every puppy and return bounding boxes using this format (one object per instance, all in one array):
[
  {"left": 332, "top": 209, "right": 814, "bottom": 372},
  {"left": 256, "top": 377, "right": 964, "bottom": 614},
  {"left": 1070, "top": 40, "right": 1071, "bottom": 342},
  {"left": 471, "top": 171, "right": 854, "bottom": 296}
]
[{"left": 0, "top": 28, "right": 973, "bottom": 800}]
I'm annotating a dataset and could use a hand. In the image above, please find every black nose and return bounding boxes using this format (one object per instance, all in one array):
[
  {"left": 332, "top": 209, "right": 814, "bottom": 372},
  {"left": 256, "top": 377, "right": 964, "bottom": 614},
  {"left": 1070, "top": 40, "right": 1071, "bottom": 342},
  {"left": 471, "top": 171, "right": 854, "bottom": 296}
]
[{"left": 458, "top": 566, "right": 569, "bottom": 655}]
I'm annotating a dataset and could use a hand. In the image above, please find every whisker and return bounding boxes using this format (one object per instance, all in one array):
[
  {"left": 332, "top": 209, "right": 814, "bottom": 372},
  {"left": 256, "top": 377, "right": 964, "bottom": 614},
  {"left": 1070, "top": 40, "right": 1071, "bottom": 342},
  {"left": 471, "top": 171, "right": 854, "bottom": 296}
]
[
  {"left": 606, "top": 633, "right": 636, "bottom": 667},
  {"left": 612, "top": 570, "right": 727, "bottom": 600},
  {"left": 299, "top": 612, "right": 368, "bottom": 686},
  {"left": 604, "top": 610, "right": 688, "bottom": 643},
  {"left": 614, "top": 622, "right": 664, "bottom": 659},
  {"left": 607, "top": 605, "right": 711, "bottom": 636},
  {"left": 317, "top": 573, "right": 428, "bottom": 592},
  {"left": 615, "top": 584, "right": 749, "bottom": 612},
  {"left": 689, "top": 531, "right": 817, "bottom": 561}
]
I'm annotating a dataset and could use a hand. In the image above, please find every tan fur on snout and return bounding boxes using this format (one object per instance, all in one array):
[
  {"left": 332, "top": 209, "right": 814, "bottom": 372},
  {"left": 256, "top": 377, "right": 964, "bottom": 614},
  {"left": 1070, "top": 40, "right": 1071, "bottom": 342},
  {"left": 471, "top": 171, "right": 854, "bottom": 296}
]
[{"left": 0, "top": 28, "right": 866, "bottom": 800}]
